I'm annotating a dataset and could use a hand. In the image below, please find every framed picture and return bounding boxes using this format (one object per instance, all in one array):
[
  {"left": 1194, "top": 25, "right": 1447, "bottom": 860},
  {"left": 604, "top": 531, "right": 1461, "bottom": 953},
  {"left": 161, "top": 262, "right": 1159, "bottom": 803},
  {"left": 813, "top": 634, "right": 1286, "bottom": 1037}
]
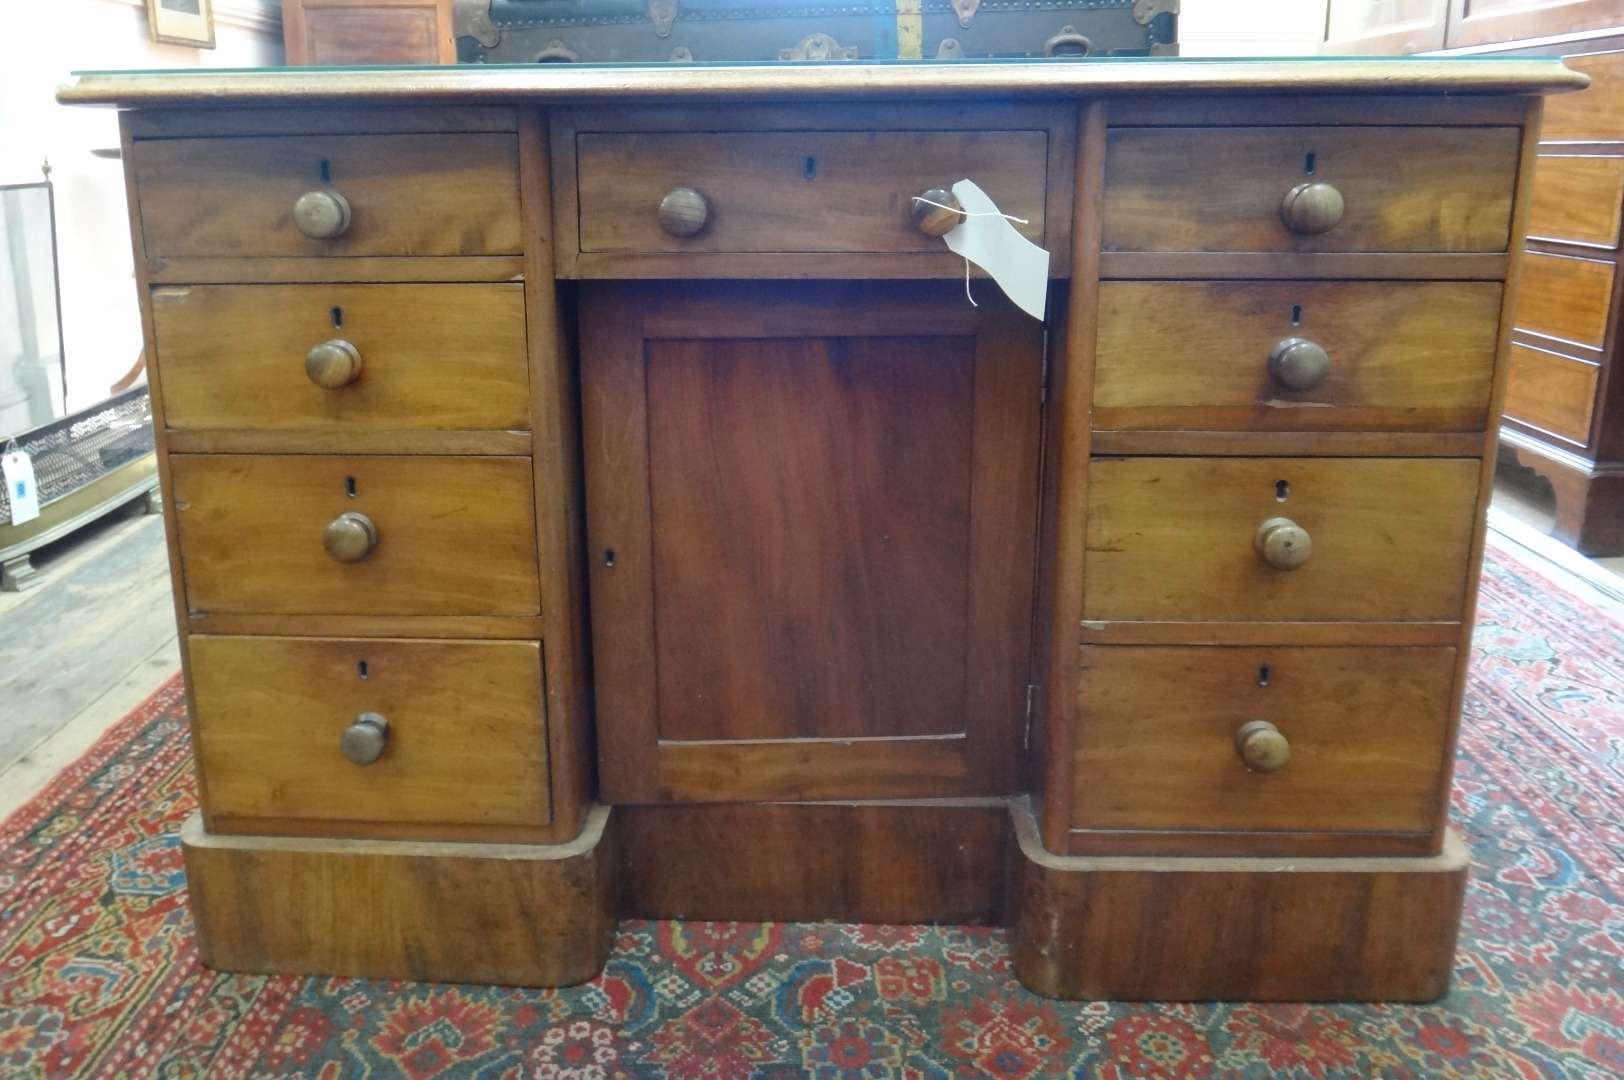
[{"left": 145, "top": 0, "right": 216, "bottom": 48}]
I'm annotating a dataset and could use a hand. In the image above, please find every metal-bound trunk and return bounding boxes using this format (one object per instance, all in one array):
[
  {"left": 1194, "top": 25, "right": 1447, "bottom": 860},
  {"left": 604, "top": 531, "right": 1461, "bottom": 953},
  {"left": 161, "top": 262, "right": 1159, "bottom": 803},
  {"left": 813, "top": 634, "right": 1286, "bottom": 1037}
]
[{"left": 454, "top": 0, "right": 1177, "bottom": 64}]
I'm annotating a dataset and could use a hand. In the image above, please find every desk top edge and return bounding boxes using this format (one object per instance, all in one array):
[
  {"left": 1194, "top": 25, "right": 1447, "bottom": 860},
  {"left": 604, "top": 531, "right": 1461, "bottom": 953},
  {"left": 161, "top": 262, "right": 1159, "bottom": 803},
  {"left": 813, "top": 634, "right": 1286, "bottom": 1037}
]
[{"left": 57, "top": 58, "right": 1588, "bottom": 108}]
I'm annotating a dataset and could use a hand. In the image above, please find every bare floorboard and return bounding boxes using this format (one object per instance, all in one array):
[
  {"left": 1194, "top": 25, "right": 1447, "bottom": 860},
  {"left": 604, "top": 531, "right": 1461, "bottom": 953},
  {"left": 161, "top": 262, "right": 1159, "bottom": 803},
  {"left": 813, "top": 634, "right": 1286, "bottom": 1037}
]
[{"left": 0, "top": 512, "right": 178, "bottom": 782}]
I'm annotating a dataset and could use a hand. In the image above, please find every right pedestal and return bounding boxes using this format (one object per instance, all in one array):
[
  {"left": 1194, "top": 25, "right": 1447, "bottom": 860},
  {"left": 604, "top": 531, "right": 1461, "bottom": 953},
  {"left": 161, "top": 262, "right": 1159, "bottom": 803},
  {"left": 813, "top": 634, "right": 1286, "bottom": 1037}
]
[{"left": 1008, "top": 802, "right": 1469, "bottom": 1002}]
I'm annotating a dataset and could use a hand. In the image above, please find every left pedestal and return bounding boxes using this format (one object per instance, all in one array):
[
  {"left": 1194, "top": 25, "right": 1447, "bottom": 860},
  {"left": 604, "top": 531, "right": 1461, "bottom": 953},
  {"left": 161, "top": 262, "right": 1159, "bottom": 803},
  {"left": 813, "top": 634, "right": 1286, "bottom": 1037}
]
[{"left": 180, "top": 806, "right": 618, "bottom": 987}]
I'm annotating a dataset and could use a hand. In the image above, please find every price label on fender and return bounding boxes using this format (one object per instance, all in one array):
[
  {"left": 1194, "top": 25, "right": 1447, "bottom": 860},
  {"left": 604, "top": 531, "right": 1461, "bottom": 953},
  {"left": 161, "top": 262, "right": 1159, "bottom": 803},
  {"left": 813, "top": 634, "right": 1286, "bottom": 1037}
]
[{"left": 3, "top": 449, "right": 40, "bottom": 525}]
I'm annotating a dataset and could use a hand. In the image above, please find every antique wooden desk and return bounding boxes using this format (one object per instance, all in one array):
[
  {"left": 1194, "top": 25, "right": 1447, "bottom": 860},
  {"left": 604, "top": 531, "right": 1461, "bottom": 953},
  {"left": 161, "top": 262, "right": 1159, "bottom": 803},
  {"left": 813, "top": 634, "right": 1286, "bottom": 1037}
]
[{"left": 61, "top": 57, "right": 1584, "bottom": 1001}]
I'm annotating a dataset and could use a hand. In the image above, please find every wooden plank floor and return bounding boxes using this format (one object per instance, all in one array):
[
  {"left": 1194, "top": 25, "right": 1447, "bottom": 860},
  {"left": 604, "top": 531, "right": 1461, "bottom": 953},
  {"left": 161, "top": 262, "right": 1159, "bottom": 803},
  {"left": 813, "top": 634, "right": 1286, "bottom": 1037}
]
[{"left": 0, "top": 507, "right": 179, "bottom": 821}]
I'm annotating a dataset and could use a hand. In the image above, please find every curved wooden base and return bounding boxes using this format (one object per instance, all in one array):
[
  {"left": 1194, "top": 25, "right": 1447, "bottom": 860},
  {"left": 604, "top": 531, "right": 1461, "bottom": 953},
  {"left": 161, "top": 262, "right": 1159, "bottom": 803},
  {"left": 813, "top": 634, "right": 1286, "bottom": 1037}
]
[
  {"left": 181, "top": 806, "right": 617, "bottom": 987},
  {"left": 1503, "top": 431, "right": 1624, "bottom": 557},
  {"left": 1008, "top": 801, "right": 1468, "bottom": 1001}
]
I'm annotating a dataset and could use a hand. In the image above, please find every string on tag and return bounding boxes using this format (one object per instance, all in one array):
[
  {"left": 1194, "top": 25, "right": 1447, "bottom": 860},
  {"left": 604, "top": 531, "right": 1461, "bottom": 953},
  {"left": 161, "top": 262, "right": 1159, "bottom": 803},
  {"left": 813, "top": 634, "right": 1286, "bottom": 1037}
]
[{"left": 911, "top": 196, "right": 1031, "bottom": 308}]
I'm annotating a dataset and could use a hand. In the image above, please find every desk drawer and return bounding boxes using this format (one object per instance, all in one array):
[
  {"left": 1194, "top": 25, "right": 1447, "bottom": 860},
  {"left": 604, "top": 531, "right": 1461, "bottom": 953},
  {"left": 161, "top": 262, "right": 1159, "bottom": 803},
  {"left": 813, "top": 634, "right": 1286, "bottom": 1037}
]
[
  {"left": 1094, "top": 281, "right": 1502, "bottom": 432},
  {"left": 1101, "top": 127, "right": 1519, "bottom": 253},
  {"left": 133, "top": 133, "right": 522, "bottom": 258},
  {"left": 575, "top": 130, "right": 1048, "bottom": 254},
  {"left": 154, "top": 283, "right": 531, "bottom": 433},
  {"left": 190, "top": 635, "right": 549, "bottom": 839},
  {"left": 170, "top": 454, "right": 539, "bottom": 616},
  {"left": 1072, "top": 644, "right": 1454, "bottom": 839},
  {"left": 1083, "top": 456, "right": 1480, "bottom": 623}
]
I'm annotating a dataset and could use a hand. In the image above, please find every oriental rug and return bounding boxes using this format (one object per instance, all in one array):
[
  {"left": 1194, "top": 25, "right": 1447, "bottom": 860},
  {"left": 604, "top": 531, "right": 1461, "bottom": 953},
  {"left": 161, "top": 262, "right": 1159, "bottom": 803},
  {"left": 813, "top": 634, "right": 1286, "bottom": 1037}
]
[{"left": 1, "top": 535, "right": 1621, "bottom": 1079}]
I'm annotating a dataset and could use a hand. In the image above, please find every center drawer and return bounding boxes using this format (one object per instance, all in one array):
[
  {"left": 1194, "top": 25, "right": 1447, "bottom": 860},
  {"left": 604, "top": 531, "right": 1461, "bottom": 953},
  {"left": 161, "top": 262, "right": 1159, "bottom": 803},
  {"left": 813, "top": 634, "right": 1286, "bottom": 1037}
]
[
  {"left": 574, "top": 130, "right": 1048, "bottom": 254},
  {"left": 169, "top": 454, "right": 540, "bottom": 616},
  {"left": 189, "top": 635, "right": 550, "bottom": 840},
  {"left": 1084, "top": 456, "right": 1481, "bottom": 623}
]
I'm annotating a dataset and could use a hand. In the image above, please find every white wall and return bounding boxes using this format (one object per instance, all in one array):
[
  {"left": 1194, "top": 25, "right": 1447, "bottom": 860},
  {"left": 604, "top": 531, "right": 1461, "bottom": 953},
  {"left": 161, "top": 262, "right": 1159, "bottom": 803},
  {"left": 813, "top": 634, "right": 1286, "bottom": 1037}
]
[
  {"left": 1179, "top": 0, "right": 1330, "bottom": 57},
  {"left": 0, "top": 0, "right": 282, "bottom": 412}
]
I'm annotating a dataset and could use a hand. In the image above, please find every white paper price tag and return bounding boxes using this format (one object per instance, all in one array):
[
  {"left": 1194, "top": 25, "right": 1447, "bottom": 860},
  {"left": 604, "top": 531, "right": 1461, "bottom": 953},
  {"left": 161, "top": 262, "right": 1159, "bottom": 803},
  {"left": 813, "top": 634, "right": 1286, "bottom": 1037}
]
[
  {"left": 943, "top": 179, "right": 1050, "bottom": 320},
  {"left": 3, "top": 449, "right": 41, "bottom": 526}
]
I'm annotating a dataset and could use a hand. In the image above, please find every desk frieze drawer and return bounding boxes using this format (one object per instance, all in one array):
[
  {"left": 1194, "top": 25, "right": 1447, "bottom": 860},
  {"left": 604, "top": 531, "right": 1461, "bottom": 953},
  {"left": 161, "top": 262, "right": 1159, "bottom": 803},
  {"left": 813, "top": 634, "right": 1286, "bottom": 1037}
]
[
  {"left": 1094, "top": 280, "right": 1502, "bottom": 432},
  {"left": 169, "top": 454, "right": 540, "bottom": 617},
  {"left": 573, "top": 129, "right": 1048, "bottom": 256},
  {"left": 153, "top": 283, "right": 531, "bottom": 433},
  {"left": 1069, "top": 644, "right": 1455, "bottom": 855},
  {"left": 133, "top": 133, "right": 523, "bottom": 258},
  {"left": 1083, "top": 456, "right": 1481, "bottom": 623},
  {"left": 1101, "top": 126, "right": 1520, "bottom": 253},
  {"left": 189, "top": 635, "right": 551, "bottom": 842}
]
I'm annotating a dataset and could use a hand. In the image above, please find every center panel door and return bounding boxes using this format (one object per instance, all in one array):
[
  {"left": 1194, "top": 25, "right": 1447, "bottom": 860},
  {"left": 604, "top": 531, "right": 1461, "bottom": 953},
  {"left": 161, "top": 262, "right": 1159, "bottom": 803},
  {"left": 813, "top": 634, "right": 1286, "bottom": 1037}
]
[{"left": 581, "top": 281, "right": 1042, "bottom": 803}]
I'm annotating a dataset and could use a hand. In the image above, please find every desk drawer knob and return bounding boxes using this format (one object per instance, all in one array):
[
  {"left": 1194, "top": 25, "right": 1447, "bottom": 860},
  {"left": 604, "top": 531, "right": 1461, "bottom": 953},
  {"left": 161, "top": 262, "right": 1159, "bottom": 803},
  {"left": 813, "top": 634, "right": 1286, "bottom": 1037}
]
[
  {"left": 912, "top": 188, "right": 966, "bottom": 237},
  {"left": 1280, "top": 181, "right": 1344, "bottom": 236},
  {"left": 658, "top": 187, "right": 709, "bottom": 238},
  {"left": 1254, "top": 516, "right": 1311, "bottom": 571},
  {"left": 1268, "top": 337, "right": 1330, "bottom": 391},
  {"left": 305, "top": 339, "right": 363, "bottom": 389},
  {"left": 341, "top": 711, "right": 389, "bottom": 765},
  {"left": 324, "top": 510, "right": 378, "bottom": 563},
  {"left": 293, "top": 189, "right": 353, "bottom": 240},
  {"left": 1235, "top": 719, "right": 1289, "bottom": 772}
]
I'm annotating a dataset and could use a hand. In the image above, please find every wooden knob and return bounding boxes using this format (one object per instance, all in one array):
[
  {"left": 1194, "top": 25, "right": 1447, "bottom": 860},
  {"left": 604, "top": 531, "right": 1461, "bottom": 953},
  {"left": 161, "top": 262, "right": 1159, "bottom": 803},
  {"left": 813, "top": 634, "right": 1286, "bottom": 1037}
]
[
  {"left": 657, "top": 187, "right": 709, "bottom": 238},
  {"left": 1235, "top": 719, "right": 1289, "bottom": 772},
  {"left": 341, "top": 711, "right": 389, "bottom": 765},
  {"left": 1254, "top": 516, "right": 1312, "bottom": 571},
  {"left": 293, "top": 189, "right": 352, "bottom": 240},
  {"left": 305, "top": 339, "right": 362, "bottom": 389},
  {"left": 911, "top": 188, "right": 965, "bottom": 237},
  {"left": 323, "top": 511, "right": 378, "bottom": 564},
  {"left": 1280, "top": 181, "right": 1344, "bottom": 236},
  {"left": 1268, "top": 337, "right": 1330, "bottom": 391}
]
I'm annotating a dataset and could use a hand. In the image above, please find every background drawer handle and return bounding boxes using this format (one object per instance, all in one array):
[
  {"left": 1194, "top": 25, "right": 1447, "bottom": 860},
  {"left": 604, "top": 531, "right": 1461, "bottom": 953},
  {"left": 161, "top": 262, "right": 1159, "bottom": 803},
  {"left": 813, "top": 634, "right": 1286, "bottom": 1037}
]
[
  {"left": 324, "top": 510, "right": 378, "bottom": 564},
  {"left": 293, "top": 189, "right": 352, "bottom": 240},
  {"left": 1280, "top": 181, "right": 1344, "bottom": 236},
  {"left": 1254, "top": 516, "right": 1312, "bottom": 571},
  {"left": 341, "top": 711, "right": 389, "bottom": 765},
  {"left": 305, "top": 339, "right": 363, "bottom": 389},
  {"left": 911, "top": 188, "right": 965, "bottom": 237},
  {"left": 1268, "top": 337, "right": 1330, "bottom": 391},
  {"left": 658, "top": 187, "right": 709, "bottom": 238},
  {"left": 1235, "top": 719, "right": 1289, "bottom": 772}
]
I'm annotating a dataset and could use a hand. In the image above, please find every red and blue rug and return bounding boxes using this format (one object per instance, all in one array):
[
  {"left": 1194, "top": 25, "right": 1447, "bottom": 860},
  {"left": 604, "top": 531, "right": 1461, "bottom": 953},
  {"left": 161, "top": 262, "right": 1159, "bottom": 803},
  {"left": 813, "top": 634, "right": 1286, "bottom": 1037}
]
[{"left": 1, "top": 535, "right": 1621, "bottom": 1078}]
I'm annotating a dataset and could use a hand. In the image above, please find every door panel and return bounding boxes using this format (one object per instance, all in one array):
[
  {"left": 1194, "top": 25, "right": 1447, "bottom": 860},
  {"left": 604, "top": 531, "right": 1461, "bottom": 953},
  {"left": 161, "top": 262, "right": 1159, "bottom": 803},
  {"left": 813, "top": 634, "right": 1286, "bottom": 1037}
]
[{"left": 581, "top": 281, "right": 1043, "bottom": 802}]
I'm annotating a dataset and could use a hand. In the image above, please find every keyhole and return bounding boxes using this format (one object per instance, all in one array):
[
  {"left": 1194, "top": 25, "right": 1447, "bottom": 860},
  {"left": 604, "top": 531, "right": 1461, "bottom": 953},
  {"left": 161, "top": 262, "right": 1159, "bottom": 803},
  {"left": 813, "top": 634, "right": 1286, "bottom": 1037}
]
[
  {"left": 1258, "top": 664, "right": 1271, "bottom": 687},
  {"left": 603, "top": 548, "right": 616, "bottom": 567},
  {"left": 1275, "top": 479, "right": 1289, "bottom": 501},
  {"left": 319, "top": 158, "right": 332, "bottom": 184},
  {"left": 1290, "top": 304, "right": 1303, "bottom": 327},
  {"left": 331, "top": 306, "right": 344, "bottom": 329},
  {"left": 804, "top": 157, "right": 818, "bottom": 180},
  {"left": 345, "top": 476, "right": 358, "bottom": 498},
  {"left": 357, "top": 660, "right": 369, "bottom": 680},
  {"left": 1303, "top": 152, "right": 1317, "bottom": 175}
]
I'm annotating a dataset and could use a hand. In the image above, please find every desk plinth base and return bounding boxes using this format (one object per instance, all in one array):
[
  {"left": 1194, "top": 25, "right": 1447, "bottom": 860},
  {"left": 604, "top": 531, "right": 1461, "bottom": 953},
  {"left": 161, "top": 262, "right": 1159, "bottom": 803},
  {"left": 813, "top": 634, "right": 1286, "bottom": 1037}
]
[
  {"left": 1009, "top": 802, "right": 1469, "bottom": 1001},
  {"left": 179, "top": 807, "right": 617, "bottom": 988}
]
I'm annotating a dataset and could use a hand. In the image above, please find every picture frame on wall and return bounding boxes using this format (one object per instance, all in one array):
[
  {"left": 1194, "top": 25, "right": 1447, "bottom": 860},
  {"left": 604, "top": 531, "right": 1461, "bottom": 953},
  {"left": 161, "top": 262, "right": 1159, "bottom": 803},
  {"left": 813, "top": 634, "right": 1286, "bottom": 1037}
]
[{"left": 145, "top": 0, "right": 217, "bottom": 49}]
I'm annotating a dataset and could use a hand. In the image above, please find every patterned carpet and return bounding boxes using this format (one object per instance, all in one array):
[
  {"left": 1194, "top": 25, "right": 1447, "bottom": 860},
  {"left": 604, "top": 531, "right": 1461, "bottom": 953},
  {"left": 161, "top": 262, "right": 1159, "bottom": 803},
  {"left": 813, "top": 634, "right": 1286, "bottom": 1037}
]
[{"left": 1, "top": 535, "right": 1622, "bottom": 1079}]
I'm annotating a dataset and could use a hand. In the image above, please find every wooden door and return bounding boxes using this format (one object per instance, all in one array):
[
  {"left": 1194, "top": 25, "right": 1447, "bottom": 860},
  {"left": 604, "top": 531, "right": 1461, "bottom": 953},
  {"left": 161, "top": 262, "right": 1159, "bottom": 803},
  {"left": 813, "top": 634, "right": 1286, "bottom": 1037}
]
[{"left": 581, "top": 281, "right": 1044, "bottom": 803}]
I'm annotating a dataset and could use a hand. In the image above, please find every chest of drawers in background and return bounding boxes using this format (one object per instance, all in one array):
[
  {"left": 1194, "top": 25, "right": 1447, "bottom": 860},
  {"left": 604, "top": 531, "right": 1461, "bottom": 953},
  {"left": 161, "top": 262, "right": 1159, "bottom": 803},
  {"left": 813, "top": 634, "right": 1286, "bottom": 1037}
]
[{"left": 69, "top": 60, "right": 1581, "bottom": 1003}]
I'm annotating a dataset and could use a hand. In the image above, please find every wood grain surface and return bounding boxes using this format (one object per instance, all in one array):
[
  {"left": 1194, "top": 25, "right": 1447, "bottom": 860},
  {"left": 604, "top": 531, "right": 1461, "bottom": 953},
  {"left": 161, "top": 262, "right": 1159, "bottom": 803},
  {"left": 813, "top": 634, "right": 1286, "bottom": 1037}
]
[
  {"left": 182, "top": 808, "right": 616, "bottom": 987},
  {"left": 1101, "top": 126, "right": 1520, "bottom": 253},
  {"left": 153, "top": 283, "right": 530, "bottom": 433},
  {"left": 1527, "top": 154, "right": 1624, "bottom": 249},
  {"left": 1504, "top": 342, "right": 1600, "bottom": 445},
  {"left": 1093, "top": 281, "right": 1502, "bottom": 431},
  {"left": 1010, "top": 806, "right": 1469, "bottom": 1002},
  {"left": 169, "top": 454, "right": 539, "bottom": 616},
  {"left": 1515, "top": 251, "right": 1616, "bottom": 348},
  {"left": 1525, "top": 48, "right": 1624, "bottom": 140},
  {"left": 134, "top": 133, "right": 521, "bottom": 258},
  {"left": 1070, "top": 644, "right": 1456, "bottom": 840},
  {"left": 189, "top": 635, "right": 550, "bottom": 838},
  {"left": 1083, "top": 456, "right": 1481, "bottom": 622}
]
